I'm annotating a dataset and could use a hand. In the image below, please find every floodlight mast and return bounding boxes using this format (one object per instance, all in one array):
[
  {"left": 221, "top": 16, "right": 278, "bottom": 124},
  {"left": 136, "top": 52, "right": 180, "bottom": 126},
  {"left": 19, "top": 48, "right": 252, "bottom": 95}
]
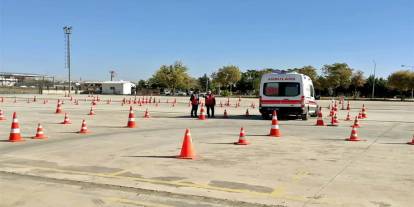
[{"left": 63, "top": 26, "right": 72, "bottom": 94}]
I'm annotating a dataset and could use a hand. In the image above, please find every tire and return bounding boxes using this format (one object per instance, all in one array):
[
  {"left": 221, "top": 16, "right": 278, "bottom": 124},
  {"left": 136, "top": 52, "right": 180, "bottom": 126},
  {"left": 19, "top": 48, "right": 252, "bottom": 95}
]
[
  {"left": 261, "top": 113, "right": 271, "bottom": 120},
  {"left": 301, "top": 113, "right": 308, "bottom": 120}
]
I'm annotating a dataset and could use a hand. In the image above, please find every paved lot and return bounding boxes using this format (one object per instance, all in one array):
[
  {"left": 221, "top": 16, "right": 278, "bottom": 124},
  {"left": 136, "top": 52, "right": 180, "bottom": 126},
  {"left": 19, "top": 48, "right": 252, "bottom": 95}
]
[{"left": 0, "top": 95, "right": 413, "bottom": 207}]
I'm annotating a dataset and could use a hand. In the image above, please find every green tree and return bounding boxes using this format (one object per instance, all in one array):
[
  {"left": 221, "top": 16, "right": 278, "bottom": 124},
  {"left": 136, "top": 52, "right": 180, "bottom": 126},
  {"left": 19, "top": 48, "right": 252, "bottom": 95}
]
[
  {"left": 137, "top": 79, "right": 147, "bottom": 89},
  {"left": 197, "top": 74, "right": 211, "bottom": 92},
  {"left": 350, "top": 70, "right": 366, "bottom": 97},
  {"left": 214, "top": 65, "right": 242, "bottom": 94},
  {"left": 321, "top": 63, "right": 353, "bottom": 95},
  {"left": 149, "top": 61, "right": 192, "bottom": 92},
  {"left": 388, "top": 70, "right": 413, "bottom": 100}
]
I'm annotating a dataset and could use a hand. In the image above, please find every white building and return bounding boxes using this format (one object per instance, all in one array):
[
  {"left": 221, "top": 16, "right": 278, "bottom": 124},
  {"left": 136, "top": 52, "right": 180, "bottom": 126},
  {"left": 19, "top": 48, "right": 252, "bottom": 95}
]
[{"left": 83, "top": 81, "right": 136, "bottom": 95}]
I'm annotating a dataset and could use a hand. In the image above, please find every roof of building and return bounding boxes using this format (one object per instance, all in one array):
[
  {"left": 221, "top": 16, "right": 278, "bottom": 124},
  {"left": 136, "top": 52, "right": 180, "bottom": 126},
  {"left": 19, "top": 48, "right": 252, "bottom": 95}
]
[{"left": 0, "top": 72, "right": 46, "bottom": 77}]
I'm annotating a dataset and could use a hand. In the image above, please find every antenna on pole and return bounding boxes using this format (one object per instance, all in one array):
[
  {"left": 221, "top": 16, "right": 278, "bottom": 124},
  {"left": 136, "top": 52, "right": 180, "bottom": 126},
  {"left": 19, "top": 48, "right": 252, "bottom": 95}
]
[
  {"left": 63, "top": 26, "right": 72, "bottom": 94},
  {"left": 109, "top": 70, "right": 116, "bottom": 81}
]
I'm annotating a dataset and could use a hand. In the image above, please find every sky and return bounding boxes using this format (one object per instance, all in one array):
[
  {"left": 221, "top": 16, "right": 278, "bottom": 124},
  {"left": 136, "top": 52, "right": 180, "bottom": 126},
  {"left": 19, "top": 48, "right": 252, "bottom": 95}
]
[{"left": 0, "top": 0, "right": 413, "bottom": 81}]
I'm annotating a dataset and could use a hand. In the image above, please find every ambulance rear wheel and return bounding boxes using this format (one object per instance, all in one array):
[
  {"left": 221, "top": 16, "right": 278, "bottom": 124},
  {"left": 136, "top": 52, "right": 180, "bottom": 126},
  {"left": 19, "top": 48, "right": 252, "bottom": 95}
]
[{"left": 301, "top": 113, "right": 308, "bottom": 120}]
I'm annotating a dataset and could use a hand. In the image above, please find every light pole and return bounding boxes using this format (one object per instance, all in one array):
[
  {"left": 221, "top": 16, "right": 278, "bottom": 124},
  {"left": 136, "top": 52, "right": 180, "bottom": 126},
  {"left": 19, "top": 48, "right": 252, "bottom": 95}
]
[
  {"left": 63, "top": 26, "right": 72, "bottom": 94},
  {"left": 401, "top": 64, "right": 414, "bottom": 99},
  {"left": 371, "top": 60, "right": 376, "bottom": 99}
]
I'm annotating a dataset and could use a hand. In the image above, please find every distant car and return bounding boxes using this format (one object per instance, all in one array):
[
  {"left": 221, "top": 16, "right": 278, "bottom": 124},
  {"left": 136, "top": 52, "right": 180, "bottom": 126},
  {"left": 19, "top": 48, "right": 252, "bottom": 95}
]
[{"left": 176, "top": 91, "right": 187, "bottom": 96}]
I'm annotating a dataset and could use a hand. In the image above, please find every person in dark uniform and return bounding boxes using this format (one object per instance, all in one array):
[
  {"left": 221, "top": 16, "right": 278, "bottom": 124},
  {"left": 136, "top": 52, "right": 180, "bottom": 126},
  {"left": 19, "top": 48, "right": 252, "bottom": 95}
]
[
  {"left": 205, "top": 90, "right": 216, "bottom": 118},
  {"left": 190, "top": 90, "right": 200, "bottom": 117}
]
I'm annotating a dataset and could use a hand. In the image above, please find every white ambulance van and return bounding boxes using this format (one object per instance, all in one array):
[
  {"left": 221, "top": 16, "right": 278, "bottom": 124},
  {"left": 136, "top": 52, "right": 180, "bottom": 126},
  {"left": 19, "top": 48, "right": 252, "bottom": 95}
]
[{"left": 259, "top": 70, "right": 318, "bottom": 120}]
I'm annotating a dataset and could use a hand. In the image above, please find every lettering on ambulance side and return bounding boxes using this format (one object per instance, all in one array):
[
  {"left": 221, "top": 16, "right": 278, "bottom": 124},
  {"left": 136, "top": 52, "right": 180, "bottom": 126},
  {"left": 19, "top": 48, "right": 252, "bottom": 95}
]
[{"left": 267, "top": 77, "right": 296, "bottom": 81}]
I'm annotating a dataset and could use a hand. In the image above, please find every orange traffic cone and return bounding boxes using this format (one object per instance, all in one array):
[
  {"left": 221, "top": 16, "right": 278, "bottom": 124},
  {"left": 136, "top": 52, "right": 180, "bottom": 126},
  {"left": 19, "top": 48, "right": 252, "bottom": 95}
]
[
  {"left": 61, "top": 113, "right": 72, "bottom": 124},
  {"left": 235, "top": 127, "right": 249, "bottom": 145},
  {"left": 55, "top": 102, "right": 63, "bottom": 114},
  {"left": 361, "top": 104, "right": 367, "bottom": 118},
  {"left": 178, "top": 129, "right": 196, "bottom": 159},
  {"left": 199, "top": 106, "right": 206, "bottom": 120},
  {"left": 328, "top": 113, "right": 338, "bottom": 126},
  {"left": 88, "top": 107, "right": 96, "bottom": 115},
  {"left": 223, "top": 109, "right": 228, "bottom": 118},
  {"left": 346, "top": 126, "right": 361, "bottom": 141},
  {"left": 33, "top": 123, "right": 47, "bottom": 139},
  {"left": 358, "top": 111, "right": 363, "bottom": 119},
  {"left": 245, "top": 109, "right": 250, "bottom": 117},
  {"left": 78, "top": 119, "right": 89, "bottom": 134},
  {"left": 315, "top": 108, "right": 325, "bottom": 126},
  {"left": 127, "top": 106, "right": 136, "bottom": 128},
  {"left": 0, "top": 109, "right": 6, "bottom": 121},
  {"left": 407, "top": 135, "right": 414, "bottom": 145},
  {"left": 269, "top": 110, "right": 281, "bottom": 137},
  {"left": 9, "top": 112, "right": 23, "bottom": 142},
  {"left": 333, "top": 112, "right": 339, "bottom": 124},
  {"left": 144, "top": 108, "right": 150, "bottom": 118},
  {"left": 352, "top": 116, "right": 360, "bottom": 128},
  {"left": 345, "top": 111, "right": 351, "bottom": 121}
]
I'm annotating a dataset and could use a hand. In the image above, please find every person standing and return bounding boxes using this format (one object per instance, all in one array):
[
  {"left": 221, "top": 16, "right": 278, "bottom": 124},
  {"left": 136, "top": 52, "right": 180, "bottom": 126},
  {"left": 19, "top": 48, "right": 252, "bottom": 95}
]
[
  {"left": 190, "top": 91, "right": 200, "bottom": 117},
  {"left": 205, "top": 90, "right": 216, "bottom": 118}
]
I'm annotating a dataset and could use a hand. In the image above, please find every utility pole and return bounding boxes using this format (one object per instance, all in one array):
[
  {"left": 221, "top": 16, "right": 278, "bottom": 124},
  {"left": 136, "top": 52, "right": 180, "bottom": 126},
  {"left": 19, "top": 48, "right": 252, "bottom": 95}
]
[
  {"left": 371, "top": 60, "right": 376, "bottom": 99},
  {"left": 63, "top": 26, "right": 72, "bottom": 94}
]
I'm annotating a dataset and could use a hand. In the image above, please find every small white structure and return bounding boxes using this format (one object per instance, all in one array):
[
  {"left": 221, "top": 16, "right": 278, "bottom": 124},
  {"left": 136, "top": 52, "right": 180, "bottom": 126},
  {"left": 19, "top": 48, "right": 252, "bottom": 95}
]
[{"left": 101, "top": 81, "right": 135, "bottom": 95}]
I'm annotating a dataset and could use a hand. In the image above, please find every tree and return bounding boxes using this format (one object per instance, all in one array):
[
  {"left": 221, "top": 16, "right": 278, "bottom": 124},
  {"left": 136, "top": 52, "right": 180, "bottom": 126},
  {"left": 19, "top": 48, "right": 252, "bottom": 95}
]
[
  {"left": 350, "top": 70, "right": 366, "bottom": 97},
  {"left": 321, "top": 63, "right": 353, "bottom": 95},
  {"left": 387, "top": 70, "right": 413, "bottom": 100},
  {"left": 214, "top": 65, "right": 241, "bottom": 94},
  {"left": 288, "top": 66, "right": 321, "bottom": 91},
  {"left": 198, "top": 74, "right": 211, "bottom": 92},
  {"left": 137, "top": 79, "right": 147, "bottom": 89},
  {"left": 149, "top": 61, "right": 192, "bottom": 92}
]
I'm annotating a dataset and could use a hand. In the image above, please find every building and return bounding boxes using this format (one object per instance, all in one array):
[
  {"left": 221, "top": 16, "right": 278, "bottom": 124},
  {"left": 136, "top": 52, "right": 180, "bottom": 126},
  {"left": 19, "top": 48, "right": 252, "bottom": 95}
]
[
  {"left": 82, "top": 81, "right": 136, "bottom": 95},
  {"left": 0, "top": 72, "right": 46, "bottom": 86}
]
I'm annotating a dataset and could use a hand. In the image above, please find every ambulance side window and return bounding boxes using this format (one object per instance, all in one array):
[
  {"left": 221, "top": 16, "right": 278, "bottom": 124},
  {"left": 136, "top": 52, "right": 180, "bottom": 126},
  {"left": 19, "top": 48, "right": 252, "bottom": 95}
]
[{"left": 310, "top": 85, "right": 314, "bottom": 97}]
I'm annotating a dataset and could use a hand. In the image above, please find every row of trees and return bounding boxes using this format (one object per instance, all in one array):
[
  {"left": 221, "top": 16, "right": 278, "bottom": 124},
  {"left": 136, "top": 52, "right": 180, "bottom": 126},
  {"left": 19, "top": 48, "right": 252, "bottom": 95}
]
[{"left": 137, "top": 61, "right": 414, "bottom": 98}]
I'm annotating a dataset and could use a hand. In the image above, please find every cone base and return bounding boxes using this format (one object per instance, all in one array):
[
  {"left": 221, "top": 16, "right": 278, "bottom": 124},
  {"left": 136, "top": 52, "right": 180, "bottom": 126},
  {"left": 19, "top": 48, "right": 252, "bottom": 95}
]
[
  {"left": 33, "top": 136, "right": 47, "bottom": 139},
  {"left": 407, "top": 141, "right": 414, "bottom": 145},
  {"left": 234, "top": 141, "right": 249, "bottom": 145},
  {"left": 61, "top": 122, "right": 72, "bottom": 124},
  {"left": 9, "top": 138, "right": 24, "bottom": 142},
  {"left": 126, "top": 125, "right": 136, "bottom": 128},
  {"left": 177, "top": 155, "right": 195, "bottom": 159},
  {"left": 351, "top": 125, "right": 360, "bottom": 128},
  {"left": 346, "top": 138, "right": 361, "bottom": 141},
  {"left": 78, "top": 130, "right": 90, "bottom": 134}
]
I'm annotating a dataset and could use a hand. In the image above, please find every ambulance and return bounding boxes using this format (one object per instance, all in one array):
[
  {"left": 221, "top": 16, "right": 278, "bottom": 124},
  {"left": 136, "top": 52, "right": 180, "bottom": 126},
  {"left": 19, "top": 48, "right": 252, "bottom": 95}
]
[{"left": 259, "top": 70, "right": 318, "bottom": 120}]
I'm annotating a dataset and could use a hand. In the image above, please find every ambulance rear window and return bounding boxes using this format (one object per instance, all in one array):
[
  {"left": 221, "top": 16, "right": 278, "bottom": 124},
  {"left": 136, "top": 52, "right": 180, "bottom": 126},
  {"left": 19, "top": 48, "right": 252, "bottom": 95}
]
[{"left": 263, "top": 82, "right": 300, "bottom": 97}]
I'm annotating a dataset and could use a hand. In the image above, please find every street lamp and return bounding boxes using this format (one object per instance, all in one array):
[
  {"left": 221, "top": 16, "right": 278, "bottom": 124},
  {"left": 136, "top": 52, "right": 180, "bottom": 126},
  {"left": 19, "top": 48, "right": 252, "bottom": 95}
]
[
  {"left": 372, "top": 60, "right": 376, "bottom": 99},
  {"left": 401, "top": 64, "right": 414, "bottom": 99},
  {"left": 63, "top": 26, "right": 72, "bottom": 94}
]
